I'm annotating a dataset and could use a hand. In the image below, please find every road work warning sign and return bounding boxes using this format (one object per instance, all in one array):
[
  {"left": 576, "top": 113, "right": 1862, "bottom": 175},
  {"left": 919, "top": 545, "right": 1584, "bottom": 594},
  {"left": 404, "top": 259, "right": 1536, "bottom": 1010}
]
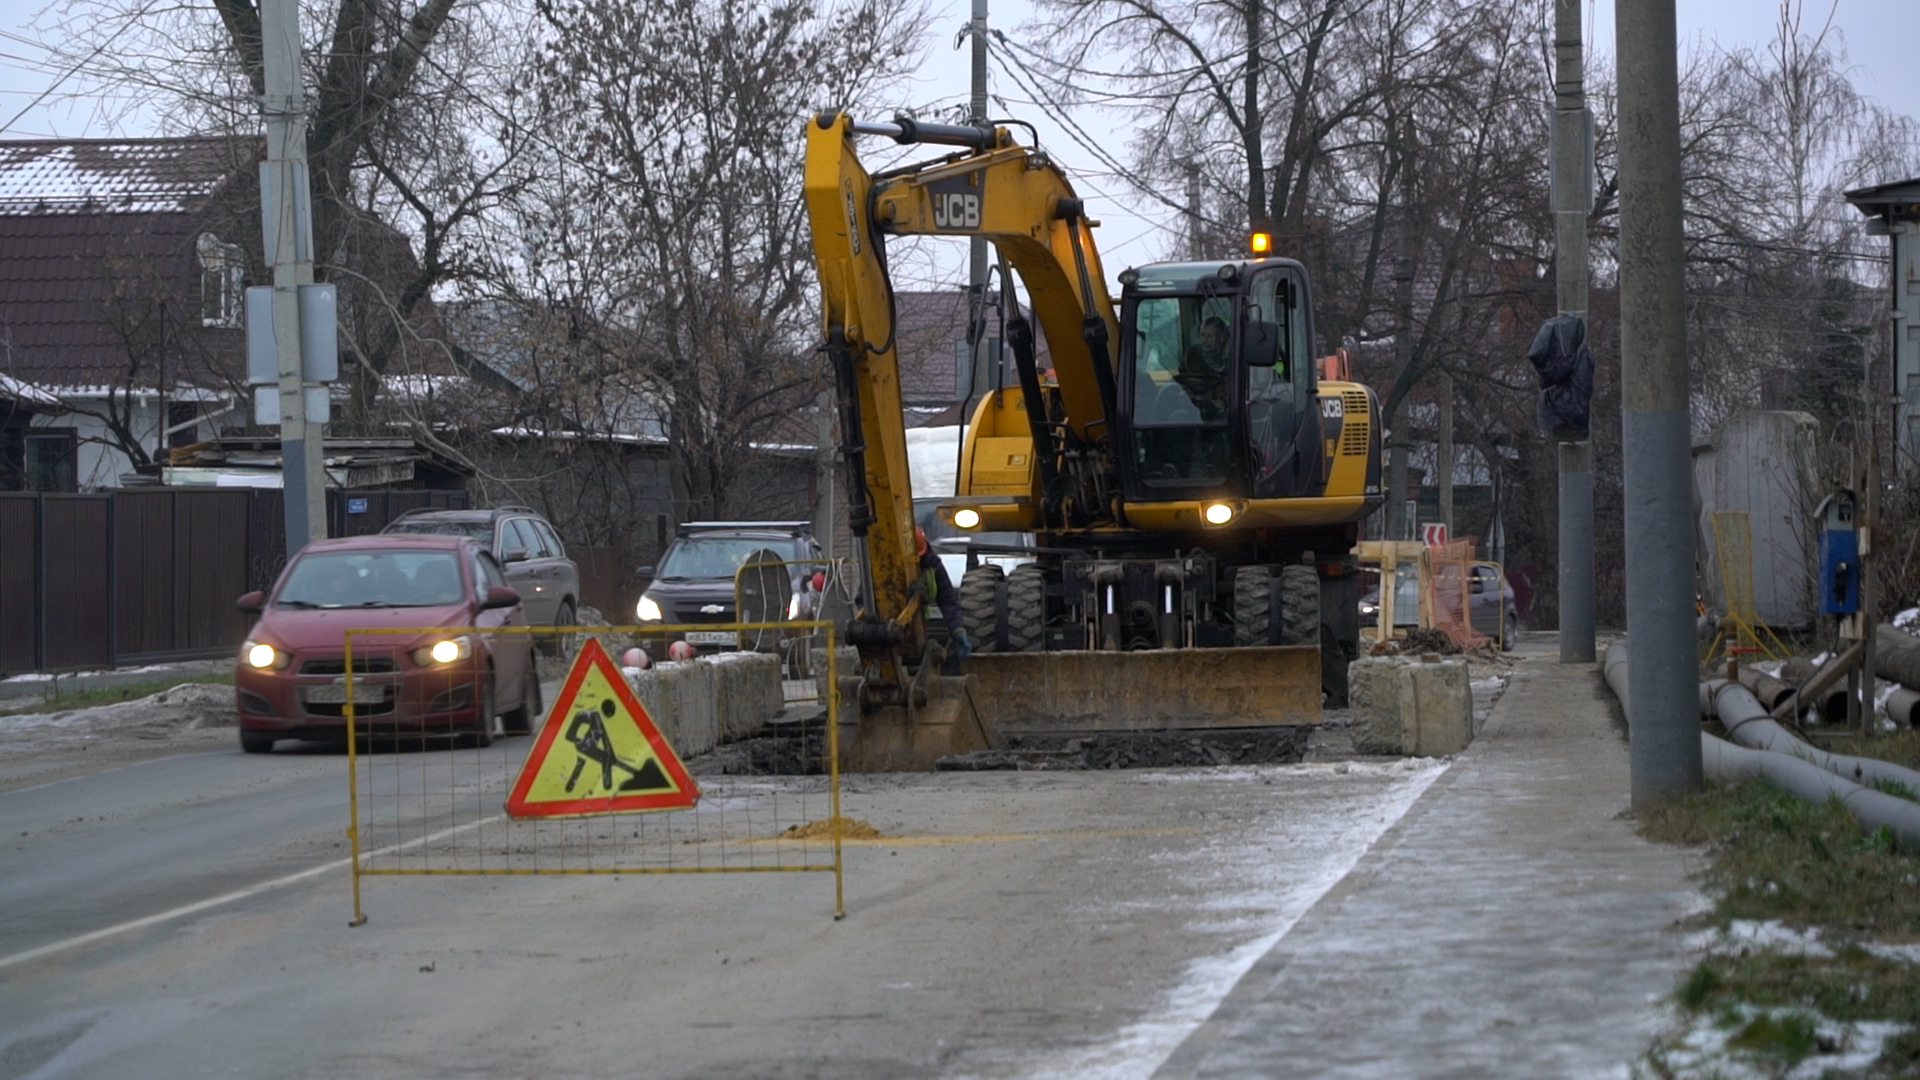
[{"left": 505, "top": 638, "right": 699, "bottom": 818}]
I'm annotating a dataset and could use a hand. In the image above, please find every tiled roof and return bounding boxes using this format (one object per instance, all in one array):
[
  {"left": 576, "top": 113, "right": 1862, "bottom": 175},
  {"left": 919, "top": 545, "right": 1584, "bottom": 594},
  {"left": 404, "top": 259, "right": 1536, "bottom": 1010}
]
[
  {"left": 0, "top": 208, "right": 250, "bottom": 391},
  {"left": 893, "top": 290, "right": 1051, "bottom": 405},
  {"left": 0, "top": 137, "right": 260, "bottom": 216}
]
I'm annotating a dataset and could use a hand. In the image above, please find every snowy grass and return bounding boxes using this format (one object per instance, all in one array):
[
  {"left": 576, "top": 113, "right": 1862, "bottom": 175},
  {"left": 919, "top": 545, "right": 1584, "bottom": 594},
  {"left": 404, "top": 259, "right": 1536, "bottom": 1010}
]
[{"left": 1637, "top": 780, "right": 1920, "bottom": 1075}]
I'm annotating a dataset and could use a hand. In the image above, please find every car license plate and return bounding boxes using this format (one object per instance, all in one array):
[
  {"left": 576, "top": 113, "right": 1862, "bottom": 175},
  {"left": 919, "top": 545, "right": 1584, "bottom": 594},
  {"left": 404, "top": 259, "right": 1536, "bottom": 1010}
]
[
  {"left": 305, "top": 683, "right": 386, "bottom": 704},
  {"left": 684, "top": 631, "right": 736, "bottom": 646}
]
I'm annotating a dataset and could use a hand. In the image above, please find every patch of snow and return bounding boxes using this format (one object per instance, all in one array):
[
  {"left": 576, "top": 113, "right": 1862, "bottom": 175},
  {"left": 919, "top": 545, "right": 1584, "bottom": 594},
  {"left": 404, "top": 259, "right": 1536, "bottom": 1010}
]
[
  {"left": 1646, "top": 1003, "right": 1906, "bottom": 1079},
  {"left": 0, "top": 683, "right": 234, "bottom": 745},
  {"left": 1894, "top": 608, "right": 1920, "bottom": 631}
]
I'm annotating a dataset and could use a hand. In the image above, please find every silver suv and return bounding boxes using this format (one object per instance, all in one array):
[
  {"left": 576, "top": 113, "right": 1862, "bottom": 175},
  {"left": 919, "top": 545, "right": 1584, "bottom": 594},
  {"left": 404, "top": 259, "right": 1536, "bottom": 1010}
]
[{"left": 384, "top": 506, "right": 581, "bottom": 652}]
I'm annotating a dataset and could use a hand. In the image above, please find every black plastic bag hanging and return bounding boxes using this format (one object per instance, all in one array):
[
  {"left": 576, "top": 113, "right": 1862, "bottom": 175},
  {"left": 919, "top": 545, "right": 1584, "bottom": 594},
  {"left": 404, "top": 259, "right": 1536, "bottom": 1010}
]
[{"left": 1527, "top": 314, "right": 1594, "bottom": 440}]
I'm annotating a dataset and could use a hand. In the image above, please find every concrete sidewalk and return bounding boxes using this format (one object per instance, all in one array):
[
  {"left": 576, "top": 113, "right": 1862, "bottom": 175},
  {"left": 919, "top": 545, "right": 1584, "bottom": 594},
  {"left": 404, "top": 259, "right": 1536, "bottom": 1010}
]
[{"left": 1155, "top": 648, "right": 1701, "bottom": 1078}]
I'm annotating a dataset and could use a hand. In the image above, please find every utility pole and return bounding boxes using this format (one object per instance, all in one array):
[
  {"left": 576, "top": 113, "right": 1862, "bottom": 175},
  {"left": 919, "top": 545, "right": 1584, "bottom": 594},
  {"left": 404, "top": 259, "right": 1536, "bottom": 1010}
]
[
  {"left": 959, "top": 0, "right": 995, "bottom": 434},
  {"left": 1185, "top": 162, "right": 1204, "bottom": 258},
  {"left": 1384, "top": 253, "right": 1416, "bottom": 541},
  {"left": 1554, "top": 0, "right": 1595, "bottom": 664},
  {"left": 1437, "top": 370, "right": 1453, "bottom": 535},
  {"left": 259, "top": 0, "right": 327, "bottom": 549},
  {"left": 1616, "top": 0, "right": 1702, "bottom": 804}
]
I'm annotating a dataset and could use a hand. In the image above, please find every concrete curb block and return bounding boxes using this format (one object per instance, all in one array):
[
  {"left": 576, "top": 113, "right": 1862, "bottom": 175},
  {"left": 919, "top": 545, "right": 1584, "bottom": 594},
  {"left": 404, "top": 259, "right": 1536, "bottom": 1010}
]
[
  {"left": 619, "top": 653, "right": 783, "bottom": 756},
  {"left": 1350, "top": 655, "right": 1474, "bottom": 756}
]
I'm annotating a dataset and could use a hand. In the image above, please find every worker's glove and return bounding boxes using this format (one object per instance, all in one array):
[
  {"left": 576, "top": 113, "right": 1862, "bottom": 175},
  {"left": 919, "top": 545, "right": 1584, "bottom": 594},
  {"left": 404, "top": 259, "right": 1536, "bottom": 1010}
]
[{"left": 941, "top": 628, "right": 972, "bottom": 676}]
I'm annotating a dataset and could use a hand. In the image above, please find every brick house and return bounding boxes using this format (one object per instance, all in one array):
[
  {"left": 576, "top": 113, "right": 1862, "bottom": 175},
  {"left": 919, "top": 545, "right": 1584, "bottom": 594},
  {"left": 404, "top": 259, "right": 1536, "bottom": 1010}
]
[{"left": 0, "top": 137, "right": 269, "bottom": 490}]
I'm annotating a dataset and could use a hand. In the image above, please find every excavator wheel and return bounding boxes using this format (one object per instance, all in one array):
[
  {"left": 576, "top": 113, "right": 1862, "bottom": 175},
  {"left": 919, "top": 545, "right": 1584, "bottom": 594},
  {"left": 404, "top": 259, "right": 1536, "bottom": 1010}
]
[
  {"left": 1278, "top": 565, "right": 1320, "bottom": 646},
  {"left": 959, "top": 565, "right": 1005, "bottom": 652},
  {"left": 1006, "top": 564, "right": 1047, "bottom": 652},
  {"left": 1232, "top": 567, "right": 1275, "bottom": 647}
]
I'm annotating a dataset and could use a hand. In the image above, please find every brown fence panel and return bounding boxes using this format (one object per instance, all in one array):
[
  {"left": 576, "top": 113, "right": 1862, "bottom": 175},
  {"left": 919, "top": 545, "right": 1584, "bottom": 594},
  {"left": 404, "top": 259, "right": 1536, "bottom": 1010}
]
[
  {"left": 175, "top": 490, "right": 251, "bottom": 653},
  {"left": 330, "top": 489, "right": 472, "bottom": 537},
  {"left": 248, "top": 488, "right": 287, "bottom": 593},
  {"left": 0, "top": 495, "right": 37, "bottom": 673},
  {"left": 113, "top": 490, "right": 178, "bottom": 658},
  {"left": 40, "top": 495, "right": 112, "bottom": 670}
]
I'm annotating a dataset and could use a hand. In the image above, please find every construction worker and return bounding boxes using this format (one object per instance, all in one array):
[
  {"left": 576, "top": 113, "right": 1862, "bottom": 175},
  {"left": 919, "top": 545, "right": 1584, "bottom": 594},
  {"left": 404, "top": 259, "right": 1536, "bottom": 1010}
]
[{"left": 917, "top": 527, "right": 971, "bottom": 673}]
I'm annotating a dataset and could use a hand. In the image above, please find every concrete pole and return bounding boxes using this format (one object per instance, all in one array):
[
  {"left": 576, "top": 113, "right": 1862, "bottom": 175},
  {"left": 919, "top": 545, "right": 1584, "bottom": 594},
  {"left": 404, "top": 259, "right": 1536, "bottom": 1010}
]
[
  {"left": 1437, "top": 371, "right": 1453, "bottom": 534},
  {"left": 1384, "top": 254, "right": 1415, "bottom": 541},
  {"left": 260, "top": 0, "right": 326, "bottom": 548},
  {"left": 1186, "top": 162, "right": 1204, "bottom": 258},
  {"left": 963, "top": 0, "right": 993, "bottom": 432},
  {"left": 1616, "top": 0, "right": 1703, "bottom": 804},
  {"left": 1554, "top": 0, "right": 1595, "bottom": 662}
]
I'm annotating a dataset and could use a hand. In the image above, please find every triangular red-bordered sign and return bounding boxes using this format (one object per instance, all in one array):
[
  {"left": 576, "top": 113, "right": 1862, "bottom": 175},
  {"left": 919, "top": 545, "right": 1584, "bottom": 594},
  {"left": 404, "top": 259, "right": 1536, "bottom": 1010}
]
[{"left": 505, "top": 637, "right": 699, "bottom": 818}]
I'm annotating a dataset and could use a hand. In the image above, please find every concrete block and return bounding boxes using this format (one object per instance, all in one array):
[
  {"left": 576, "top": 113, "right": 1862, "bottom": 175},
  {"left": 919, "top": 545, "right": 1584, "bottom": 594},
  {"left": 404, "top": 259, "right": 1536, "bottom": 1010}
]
[
  {"left": 1347, "top": 655, "right": 1473, "bottom": 756},
  {"left": 619, "top": 652, "right": 785, "bottom": 758},
  {"left": 1350, "top": 656, "right": 1415, "bottom": 755},
  {"left": 1404, "top": 657, "right": 1472, "bottom": 756},
  {"left": 707, "top": 652, "right": 783, "bottom": 743}
]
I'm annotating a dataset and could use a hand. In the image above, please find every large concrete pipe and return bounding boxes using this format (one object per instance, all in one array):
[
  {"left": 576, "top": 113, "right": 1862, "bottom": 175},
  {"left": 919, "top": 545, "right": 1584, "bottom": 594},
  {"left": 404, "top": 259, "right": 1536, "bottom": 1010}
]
[
  {"left": 1605, "top": 639, "right": 1920, "bottom": 851},
  {"left": 1706, "top": 680, "right": 1920, "bottom": 794},
  {"left": 1733, "top": 665, "right": 1795, "bottom": 712},
  {"left": 1890, "top": 687, "right": 1920, "bottom": 728},
  {"left": 1877, "top": 625, "right": 1920, "bottom": 692}
]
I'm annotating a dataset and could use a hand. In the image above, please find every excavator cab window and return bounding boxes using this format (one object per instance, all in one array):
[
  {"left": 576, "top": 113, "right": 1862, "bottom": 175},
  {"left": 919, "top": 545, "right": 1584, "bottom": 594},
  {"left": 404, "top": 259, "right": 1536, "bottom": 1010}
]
[
  {"left": 1244, "top": 265, "right": 1317, "bottom": 498},
  {"left": 1128, "top": 295, "right": 1233, "bottom": 489}
]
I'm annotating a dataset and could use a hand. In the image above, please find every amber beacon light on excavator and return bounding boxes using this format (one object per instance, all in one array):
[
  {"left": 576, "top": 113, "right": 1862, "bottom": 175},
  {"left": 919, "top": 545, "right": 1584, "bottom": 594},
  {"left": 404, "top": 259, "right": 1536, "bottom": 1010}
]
[{"left": 803, "top": 111, "right": 1383, "bottom": 770}]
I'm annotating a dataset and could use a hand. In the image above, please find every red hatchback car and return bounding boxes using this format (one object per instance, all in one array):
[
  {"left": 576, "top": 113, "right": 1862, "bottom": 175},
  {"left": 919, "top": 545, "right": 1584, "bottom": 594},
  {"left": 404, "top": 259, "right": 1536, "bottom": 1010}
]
[{"left": 233, "top": 534, "right": 543, "bottom": 753}]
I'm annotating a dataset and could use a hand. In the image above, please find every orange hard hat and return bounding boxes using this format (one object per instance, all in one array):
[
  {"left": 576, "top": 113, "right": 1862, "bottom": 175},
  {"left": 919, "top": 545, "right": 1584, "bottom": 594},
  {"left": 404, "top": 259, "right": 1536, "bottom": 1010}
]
[{"left": 915, "top": 527, "right": 929, "bottom": 556}]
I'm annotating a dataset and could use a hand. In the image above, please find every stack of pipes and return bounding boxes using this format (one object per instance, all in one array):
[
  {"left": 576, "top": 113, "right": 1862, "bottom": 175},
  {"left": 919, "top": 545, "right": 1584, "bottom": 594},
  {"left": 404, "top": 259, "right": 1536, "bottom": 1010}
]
[{"left": 1604, "top": 638, "right": 1920, "bottom": 851}]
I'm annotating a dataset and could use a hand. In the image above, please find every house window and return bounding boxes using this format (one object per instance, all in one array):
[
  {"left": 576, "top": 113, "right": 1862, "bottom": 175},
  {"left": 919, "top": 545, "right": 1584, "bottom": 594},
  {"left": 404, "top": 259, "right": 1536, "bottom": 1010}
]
[
  {"left": 24, "top": 430, "right": 77, "bottom": 492},
  {"left": 198, "top": 232, "right": 246, "bottom": 328}
]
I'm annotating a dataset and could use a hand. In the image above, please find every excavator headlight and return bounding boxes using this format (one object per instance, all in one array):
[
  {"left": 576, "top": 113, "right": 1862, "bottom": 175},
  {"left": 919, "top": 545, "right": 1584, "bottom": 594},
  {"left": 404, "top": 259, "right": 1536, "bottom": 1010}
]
[
  {"left": 1204, "top": 503, "right": 1235, "bottom": 526},
  {"left": 953, "top": 508, "right": 981, "bottom": 530}
]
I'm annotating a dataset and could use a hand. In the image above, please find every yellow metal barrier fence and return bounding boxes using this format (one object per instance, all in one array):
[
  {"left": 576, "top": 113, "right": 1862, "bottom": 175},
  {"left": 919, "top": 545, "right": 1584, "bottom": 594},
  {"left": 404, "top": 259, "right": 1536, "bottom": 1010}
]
[{"left": 342, "top": 620, "right": 842, "bottom": 925}]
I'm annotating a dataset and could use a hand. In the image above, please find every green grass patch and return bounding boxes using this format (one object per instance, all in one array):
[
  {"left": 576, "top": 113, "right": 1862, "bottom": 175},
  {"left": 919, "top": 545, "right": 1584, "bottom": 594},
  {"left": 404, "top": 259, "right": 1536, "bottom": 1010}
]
[
  {"left": 1680, "top": 947, "right": 1920, "bottom": 1027},
  {"left": 0, "top": 672, "right": 234, "bottom": 717},
  {"left": 1638, "top": 779, "right": 1920, "bottom": 937},
  {"left": 1829, "top": 730, "right": 1920, "bottom": 773}
]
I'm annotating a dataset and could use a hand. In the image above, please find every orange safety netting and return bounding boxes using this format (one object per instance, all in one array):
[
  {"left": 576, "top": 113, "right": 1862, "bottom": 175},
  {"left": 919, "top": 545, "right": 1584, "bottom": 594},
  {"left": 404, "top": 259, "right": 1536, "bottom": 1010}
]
[{"left": 1424, "top": 539, "right": 1488, "bottom": 650}]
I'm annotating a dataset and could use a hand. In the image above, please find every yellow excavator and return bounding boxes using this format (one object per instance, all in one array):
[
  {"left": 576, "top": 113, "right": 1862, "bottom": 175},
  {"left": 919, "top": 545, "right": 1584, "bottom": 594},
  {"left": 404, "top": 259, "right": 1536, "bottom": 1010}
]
[{"left": 804, "top": 112, "right": 1382, "bottom": 770}]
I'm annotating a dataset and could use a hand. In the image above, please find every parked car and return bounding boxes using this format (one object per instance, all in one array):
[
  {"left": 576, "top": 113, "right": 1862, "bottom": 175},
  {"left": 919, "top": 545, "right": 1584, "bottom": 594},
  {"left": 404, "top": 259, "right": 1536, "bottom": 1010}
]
[
  {"left": 634, "top": 521, "right": 825, "bottom": 653},
  {"left": 1358, "top": 559, "right": 1517, "bottom": 650},
  {"left": 383, "top": 506, "right": 580, "bottom": 653},
  {"left": 233, "top": 534, "right": 541, "bottom": 753}
]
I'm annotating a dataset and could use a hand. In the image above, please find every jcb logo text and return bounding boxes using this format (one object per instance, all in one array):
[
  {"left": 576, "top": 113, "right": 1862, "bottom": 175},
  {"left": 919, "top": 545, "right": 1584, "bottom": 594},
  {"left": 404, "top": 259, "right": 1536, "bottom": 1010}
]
[{"left": 933, "top": 193, "right": 981, "bottom": 229}]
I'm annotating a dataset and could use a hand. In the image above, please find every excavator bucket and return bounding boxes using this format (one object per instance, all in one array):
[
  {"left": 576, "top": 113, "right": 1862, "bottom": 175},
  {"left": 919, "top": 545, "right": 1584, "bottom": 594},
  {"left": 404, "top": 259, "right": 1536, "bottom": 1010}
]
[
  {"left": 837, "top": 674, "right": 997, "bottom": 772},
  {"left": 962, "top": 646, "right": 1324, "bottom": 735},
  {"left": 835, "top": 647, "right": 1323, "bottom": 771}
]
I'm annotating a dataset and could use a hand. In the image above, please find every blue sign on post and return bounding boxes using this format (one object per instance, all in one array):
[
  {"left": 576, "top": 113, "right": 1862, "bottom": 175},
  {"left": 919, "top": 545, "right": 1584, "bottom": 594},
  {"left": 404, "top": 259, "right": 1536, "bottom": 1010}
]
[{"left": 347, "top": 498, "right": 369, "bottom": 515}]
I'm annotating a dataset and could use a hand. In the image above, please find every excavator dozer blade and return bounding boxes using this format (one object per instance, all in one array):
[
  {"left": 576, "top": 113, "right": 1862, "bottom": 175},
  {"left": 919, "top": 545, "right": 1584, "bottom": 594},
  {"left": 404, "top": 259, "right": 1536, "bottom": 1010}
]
[
  {"left": 961, "top": 646, "right": 1323, "bottom": 736},
  {"left": 838, "top": 674, "right": 997, "bottom": 772}
]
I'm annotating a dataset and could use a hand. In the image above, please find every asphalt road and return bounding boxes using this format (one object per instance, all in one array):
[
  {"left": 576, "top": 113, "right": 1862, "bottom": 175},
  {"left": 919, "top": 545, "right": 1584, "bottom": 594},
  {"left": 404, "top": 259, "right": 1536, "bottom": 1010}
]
[{"left": 0, "top": 718, "right": 1451, "bottom": 1079}]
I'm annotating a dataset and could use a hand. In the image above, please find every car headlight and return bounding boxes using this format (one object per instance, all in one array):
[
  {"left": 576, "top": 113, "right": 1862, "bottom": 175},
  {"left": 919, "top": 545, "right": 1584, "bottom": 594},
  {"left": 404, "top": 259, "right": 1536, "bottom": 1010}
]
[
  {"left": 637, "top": 595, "right": 663, "bottom": 621},
  {"left": 242, "top": 640, "right": 290, "bottom": 670},
  {"left": 1358, "top": 602, "right": 1378, "bottom": 616},
  {"left": 412, "top": 635, "right": 473, "bottom": 667}
]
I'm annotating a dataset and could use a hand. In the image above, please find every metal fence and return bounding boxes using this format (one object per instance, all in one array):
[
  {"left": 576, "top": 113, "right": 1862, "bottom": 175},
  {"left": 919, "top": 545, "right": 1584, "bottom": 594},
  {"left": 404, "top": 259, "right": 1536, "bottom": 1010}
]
[
  {"left": 0, "top": 487, "right": 470, "bottom": 674},
  {"left": 341, "top": 621, "right": 844, "bottom": 924}
]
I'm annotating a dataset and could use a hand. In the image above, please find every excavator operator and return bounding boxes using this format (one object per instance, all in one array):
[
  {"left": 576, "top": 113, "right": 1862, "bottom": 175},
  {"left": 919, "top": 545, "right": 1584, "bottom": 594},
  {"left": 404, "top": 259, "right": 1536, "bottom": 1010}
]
[{"left": 1176, "top": 316, "right": 1231, "bottom": 424}]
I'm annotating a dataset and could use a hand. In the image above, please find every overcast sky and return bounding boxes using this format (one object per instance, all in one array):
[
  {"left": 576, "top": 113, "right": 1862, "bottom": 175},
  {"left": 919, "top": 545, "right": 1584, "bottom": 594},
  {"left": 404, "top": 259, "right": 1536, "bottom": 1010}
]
[{"left": 0, "top": 0, "right": 1912, "bottom": 288}]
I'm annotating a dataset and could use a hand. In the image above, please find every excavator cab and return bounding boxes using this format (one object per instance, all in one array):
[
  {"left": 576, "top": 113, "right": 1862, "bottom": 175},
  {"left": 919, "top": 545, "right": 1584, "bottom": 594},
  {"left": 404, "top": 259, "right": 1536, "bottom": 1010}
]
[{"left": 1118, "top": 259, "right": 1325, "bottom": 503}]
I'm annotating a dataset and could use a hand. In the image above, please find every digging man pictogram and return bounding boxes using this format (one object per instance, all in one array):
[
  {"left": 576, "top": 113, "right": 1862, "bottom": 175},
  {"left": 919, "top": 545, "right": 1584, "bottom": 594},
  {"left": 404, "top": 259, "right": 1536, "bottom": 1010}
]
[{"left": 563, "top": 698, "right": 671, "bottom": 794}]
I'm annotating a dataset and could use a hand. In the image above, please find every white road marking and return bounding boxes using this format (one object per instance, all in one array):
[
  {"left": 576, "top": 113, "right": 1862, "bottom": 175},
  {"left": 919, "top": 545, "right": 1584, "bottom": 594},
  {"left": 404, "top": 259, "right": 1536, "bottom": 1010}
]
[{"left": 0, "top": 813, "right": 506, "bottom": 973}]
